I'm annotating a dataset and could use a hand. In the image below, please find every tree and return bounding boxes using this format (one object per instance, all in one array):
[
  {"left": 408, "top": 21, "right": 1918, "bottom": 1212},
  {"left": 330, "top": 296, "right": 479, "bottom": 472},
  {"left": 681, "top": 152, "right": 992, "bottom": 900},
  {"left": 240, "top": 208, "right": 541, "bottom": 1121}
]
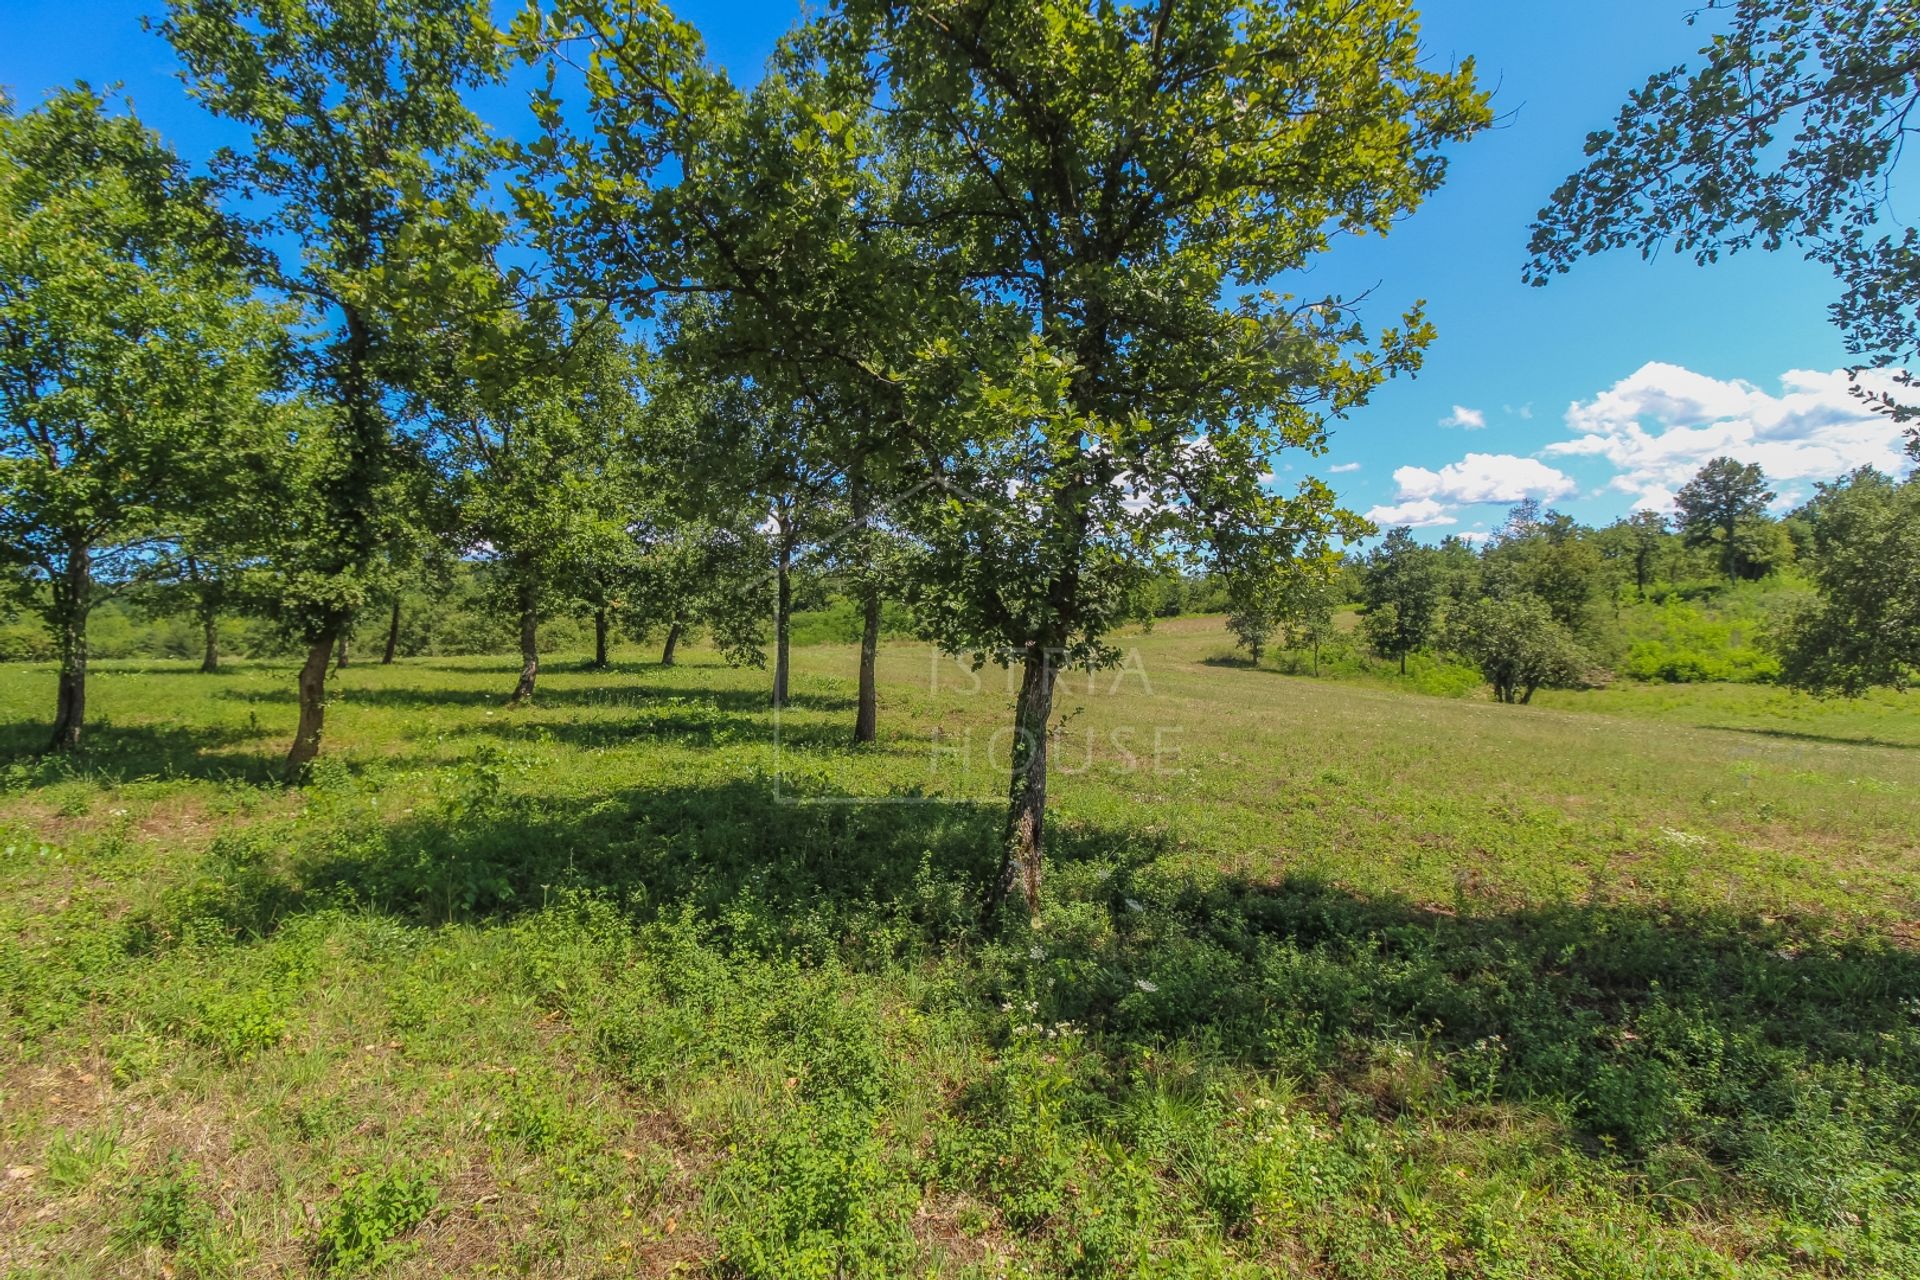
[
  {"left": 1481, "top": 507, "right": 1606, "bottom": 636},
  {"left": 1526, "top": 0, "right": 1920, "bottom": 429},
  {"left": 850, "top": 0, "right": 1486, "bottom": 916},
  {"left": 1447, "top": 594, "right": 1590, "bottom": 705},
  {"left": 1600, "top": 511, "right": 1671, "bottom": 600},
  {"left": 1361, "top": 528, "right": 1444, "bottom": 674},
  {"left": 428, "top": 304, "right": 642, "bottom": 705},
  {"left": 1278, "top": 567, "right": 1340, "bottom": 677},
  {"left": 1775, "top": 466, "right": 1920, "bottom": 693},
  {"left": 1224, "top": 571, "right": 1281, "bottom": 666},
  {"left": 0, "top": 87, "right": 282, "bottom": 750},
  {"left": 517, "top": 9, "right": 933, "bottom": 741},
  {"left": 1674, "top": 457, "right": 1776, "bottom": 580},
  {"left": 160, "top": 0, "right": 504, "bottom": 776}
]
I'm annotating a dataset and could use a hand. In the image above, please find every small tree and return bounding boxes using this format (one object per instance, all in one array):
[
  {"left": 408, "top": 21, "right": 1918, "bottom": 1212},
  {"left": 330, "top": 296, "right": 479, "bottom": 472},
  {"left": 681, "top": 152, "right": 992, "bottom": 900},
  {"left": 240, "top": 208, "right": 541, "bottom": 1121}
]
[
  {"left": 1674, "top": 457, "right": 1776, "bottom": 580},
  {"left": 1361, "top": 528, "right": 1443, "bottom": 674},
  {"left": 1278, "top": 567, "right": 1340, "bottom": 677},
  {"left": 0, "top": 87, "right": 282, "bottom": 750},
  {"left": 161, "top": 0, "right": 504, "bottom": 775},
  {"left": 1448, "top": 595, "right": 1589, "bottom": 704},
  {"left": 1600, "top": 511, "right": 1671, "bottom": 599},
  {"left": 1775, "top": 466, "right": 1920, "bottom": 693}
]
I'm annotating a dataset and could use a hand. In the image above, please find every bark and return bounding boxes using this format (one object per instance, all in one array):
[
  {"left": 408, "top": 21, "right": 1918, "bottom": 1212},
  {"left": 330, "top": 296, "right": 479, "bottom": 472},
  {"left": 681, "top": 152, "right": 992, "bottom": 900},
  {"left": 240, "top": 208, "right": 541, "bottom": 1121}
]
[
  {"left": 1311, "top": 638, "right": 1320, "bottom": 677},
  {"left": 592, "top": 606, "right": 609, "bottom": 669},
  {"left": 660, "top": 619, "right": 683, "bottom": 667},
  {"left": 284, "top": 626, "right": 337, "bottom": 779},
  {"left": 46, "top": 543, "right": 91, "bottom": 753},
  {"left": 382, "top": 597, "right": 400, "bottom": 664},
  {"left": 770, "top": 540, "right": 793, "bottom": 709},
  {"left": 986, "top": 646, "right": 1061, "bottom": 920},
  {"left": 1399, "top": 650, "right": 1407, "bottom": 676},
  {"left": 851, "top": 467, "right": 879, "bottom": 744},
  {"left": 509, "top": 580, "right": 539, "bottom": 705},
  {"left": 199, "top": 610, "right": 219, "bottom": 674},
  {"left": 335, "top": 628, "right": 351, "bottom": 670},
  {"left": 854, "top": 588, "right": 881, "bottom": 744}
]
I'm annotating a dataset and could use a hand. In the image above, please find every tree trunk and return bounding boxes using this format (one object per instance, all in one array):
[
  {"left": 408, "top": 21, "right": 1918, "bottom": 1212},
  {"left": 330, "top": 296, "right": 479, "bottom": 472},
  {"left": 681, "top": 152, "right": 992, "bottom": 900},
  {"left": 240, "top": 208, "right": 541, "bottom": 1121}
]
[
  {"left": 199, "top": 609, "right": 219, "bottom": 674},
  {"left": 1399, "top": 650, "right": 1407, "bottom": 676},
  {"left": 592, "top": 606, "right": 609, "bottom": 669},
  {"left": 284, "top": 627, "right": 337, "bottom": 779},
  {"left": 335, "top": 628, "right": 350, "bottom": 670},
  {"left": 509, "top": 581, "right": 539, "bottom": 705},
  {"left": 1312, "top": 638, "right": 1320, "bottom": 677},
  {"left": 986, "top": 645, "right": 1061, "bottom": 921},
  {"left": 771, "top": 541, "right": 793, "bottom": 709},
  {"left": 854, "top": 588, "right": 881, "bottom": 744},
  {"left": 46, "top": 543, "right": 91, "bottom": 753},
  {"left": 382, "top": 596, "right": 400, "bottom": 664},
  {"left": 660, "top": 618, "right": 683, "bottom": 667}
]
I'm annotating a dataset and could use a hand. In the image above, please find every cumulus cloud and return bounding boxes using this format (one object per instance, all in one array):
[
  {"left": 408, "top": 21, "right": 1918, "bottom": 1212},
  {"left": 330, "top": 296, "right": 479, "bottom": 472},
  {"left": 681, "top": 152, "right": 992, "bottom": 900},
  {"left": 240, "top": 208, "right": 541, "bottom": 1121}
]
[
  {"left": 1362, "top": 497, "right": 1455, "bottom": 528},
  {"left": 1439, "top": 404, "right": 1487, "bottom": 430},
  {"left": 1328, "top": 461, "right": 1362, "bottom": 474},
  {"left": 1393, "top": 453, "right": 1578, "bottom": 505},
  {"left": 1547, "top": 362, "right": 1910, "bottom": 510}
]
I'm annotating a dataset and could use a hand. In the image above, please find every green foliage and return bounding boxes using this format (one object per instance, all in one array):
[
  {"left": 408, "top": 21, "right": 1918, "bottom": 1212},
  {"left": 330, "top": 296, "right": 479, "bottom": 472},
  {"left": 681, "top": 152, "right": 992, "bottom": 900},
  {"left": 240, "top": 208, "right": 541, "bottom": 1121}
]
[
  {"left": 0, "top": 85, "right": 285, "bottom": 747},
  {"left": 1361, "top": 528, "right": 1443, "bottom": 670},
  {"left": 1527, "top": 0, "right": 1920, "bottom": 419},
  {"left": 1776, "top": 466, "right": 1920, "bottom": 693},
  {"left": 1447, "top": 594, "right": 1591, "bottom": 703},
  {"left": 311, "top": 1167, "right": 438, "bottom": 1275}
]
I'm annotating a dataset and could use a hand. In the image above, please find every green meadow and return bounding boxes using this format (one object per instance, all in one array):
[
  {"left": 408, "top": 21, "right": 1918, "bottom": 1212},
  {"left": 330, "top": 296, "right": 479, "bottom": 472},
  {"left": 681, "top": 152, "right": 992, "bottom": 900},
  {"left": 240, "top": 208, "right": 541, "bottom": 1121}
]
[{"left": 2, "top": 618, "right": 1917, "bottom": 1278}]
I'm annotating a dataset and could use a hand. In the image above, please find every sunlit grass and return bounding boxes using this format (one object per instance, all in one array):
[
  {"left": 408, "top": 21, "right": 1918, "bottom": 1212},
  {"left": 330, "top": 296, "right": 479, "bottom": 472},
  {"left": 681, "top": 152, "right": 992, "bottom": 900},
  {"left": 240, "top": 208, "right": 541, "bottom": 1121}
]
[{"left": 1, "top": 618, "right": 1916, "bottom": 1277}]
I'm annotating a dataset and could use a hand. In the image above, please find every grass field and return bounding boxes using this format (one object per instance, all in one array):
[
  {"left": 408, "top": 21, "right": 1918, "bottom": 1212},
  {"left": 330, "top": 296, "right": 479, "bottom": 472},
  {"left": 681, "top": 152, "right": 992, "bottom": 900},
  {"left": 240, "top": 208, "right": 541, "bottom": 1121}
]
[{"left": 2, "top": 616, "right": 1917, "bottom": 1277}]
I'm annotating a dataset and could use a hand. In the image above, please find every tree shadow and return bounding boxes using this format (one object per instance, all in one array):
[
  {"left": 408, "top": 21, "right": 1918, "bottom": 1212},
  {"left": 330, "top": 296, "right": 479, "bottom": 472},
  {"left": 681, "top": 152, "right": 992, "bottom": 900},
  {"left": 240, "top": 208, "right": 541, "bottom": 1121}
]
[
  {"left": 145, "top": 765, "right": 1920, "bottom": 1191},
  {"left": 1729, "top": 725, "right": 1920, "bottom": 752},
  {"left": 215, "top": 680, "right": 854, "bottom": 716},
  {"left": 0, "top": 719, "right": 281, "bottom": 785}
]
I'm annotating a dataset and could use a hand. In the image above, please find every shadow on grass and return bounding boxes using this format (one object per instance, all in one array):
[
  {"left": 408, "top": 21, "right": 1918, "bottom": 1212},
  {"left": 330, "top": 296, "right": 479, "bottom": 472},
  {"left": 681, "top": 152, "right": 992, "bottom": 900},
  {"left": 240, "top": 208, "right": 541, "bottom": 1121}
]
[
  {"left": 0, "top": 719, "right": 281, "bottom": 785},
  {"left": 1731, "top": 725, "right": 1920, "bottom": 752},
  {"left": 151, "top": 768, "right": 1920, "bottom": 1183},
  {"left": 217, "top": 680, "right": 855, "bottom": 716}
]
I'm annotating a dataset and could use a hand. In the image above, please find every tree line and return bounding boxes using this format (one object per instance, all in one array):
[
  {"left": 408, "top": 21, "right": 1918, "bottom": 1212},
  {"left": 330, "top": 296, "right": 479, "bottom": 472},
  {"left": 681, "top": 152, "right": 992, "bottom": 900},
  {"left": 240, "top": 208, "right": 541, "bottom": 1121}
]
[{"left": 1226, "top": 454, "right": 1920, "bottom": 701}]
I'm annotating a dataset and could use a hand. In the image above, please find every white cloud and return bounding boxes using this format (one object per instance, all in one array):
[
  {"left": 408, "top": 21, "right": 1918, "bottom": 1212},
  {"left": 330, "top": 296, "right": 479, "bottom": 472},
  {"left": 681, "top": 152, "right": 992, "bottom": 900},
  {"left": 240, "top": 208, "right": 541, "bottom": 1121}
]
[
  {"left": 1363, "top": 497, "right": 1455, "bottom": 528},
  {"left": 1393, "top": 453, "right": 1578, "bottom": 506},
  {"left": 1504, "top": 403, "right": 1535, "bottom": 420},
  {"left": 1439, "top": 404, "right": 1487, "bottom": 430},
  {"left": 1547, "top": 362, "right": 1910, "bottom": 510},
  {"left": 1328, "top": 461, "right": 1362, "bottom": 474}
]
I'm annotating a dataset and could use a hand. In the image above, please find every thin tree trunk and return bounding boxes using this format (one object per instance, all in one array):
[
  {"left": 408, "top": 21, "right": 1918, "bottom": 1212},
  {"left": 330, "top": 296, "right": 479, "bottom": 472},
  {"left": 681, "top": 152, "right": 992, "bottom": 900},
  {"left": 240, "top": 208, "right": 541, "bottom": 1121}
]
[
  {"left": 592, "top": 606, "right": 609, "bottom": 669},
  {"left": 851, "top": 466, "right": 879, "bottom": 744},
  {"left": 509, "top": 581, "right": 539, "bottom": 705},
  {"left": 285, "top": 626, "right": 337, "bottom": 779},
  {"left": 986, "top": 645, "right": 1061, "bottom": 921},
  {"left": 199, "top": 610, "right": 219, "bottom": 674},
  {"left": 660, "top": 619, "right": 683, "bottom": 667},
  {"left": 382, "top": 596, "right": 400, "bottom": 664},
  {"left": 1399, "top": 650, "right": 1407, "bottom": 676},
  {"left": 335, "top": 627, "right": 350, "bottom": 670},
  {"left": 771, "top": 541, "right": 792, "bottom": 709},
  {"left": 854, "top": 588, "right": 880, "bottom": 744},
  {"left": 47, "top": 543, "right": 91, "bottom": 753},
  {"left": 1312, "top": 638, "right": 1320, "bottom": 677}
]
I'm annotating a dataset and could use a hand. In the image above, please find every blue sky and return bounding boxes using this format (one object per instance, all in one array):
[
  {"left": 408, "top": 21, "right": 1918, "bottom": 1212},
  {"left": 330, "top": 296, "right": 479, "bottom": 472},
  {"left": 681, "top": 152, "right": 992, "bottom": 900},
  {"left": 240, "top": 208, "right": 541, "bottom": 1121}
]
[{"left": 4, "top": 1, "right": 1908, "bottom": 540}]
